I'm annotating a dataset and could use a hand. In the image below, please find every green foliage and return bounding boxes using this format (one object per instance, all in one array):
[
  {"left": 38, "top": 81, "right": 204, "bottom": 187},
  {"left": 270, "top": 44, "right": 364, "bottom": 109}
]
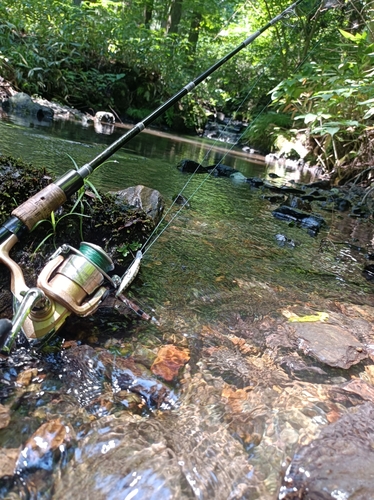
[
  {"left": 31, "top": 153, "right": 108, "bottom": 253},
  {"left": 241, "top": 112, "right": 293, "bottom": 152},
  {"left": 32, "top": 208, "right": 90, "bottom": 253},
  {"left": 271, "top": 24, "right": 374, "bottom": 170},
  {"left": 0, "top": 0, "right": 372, "bottom": 148},
  {"left": 117, "top": 241, "right": 142, "bottom": 258}
]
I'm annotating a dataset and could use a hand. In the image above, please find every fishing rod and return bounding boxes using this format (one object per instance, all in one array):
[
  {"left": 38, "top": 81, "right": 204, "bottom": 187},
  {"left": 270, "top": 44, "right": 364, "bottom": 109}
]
[{"left": 0, "top": 0, "right": 307, "bottom": 353}]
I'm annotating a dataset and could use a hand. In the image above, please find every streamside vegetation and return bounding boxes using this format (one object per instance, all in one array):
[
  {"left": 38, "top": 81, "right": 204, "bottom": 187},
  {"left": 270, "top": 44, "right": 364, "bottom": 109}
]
[{"left": 0, "top": 0, "right": 373, "bottom": 180}]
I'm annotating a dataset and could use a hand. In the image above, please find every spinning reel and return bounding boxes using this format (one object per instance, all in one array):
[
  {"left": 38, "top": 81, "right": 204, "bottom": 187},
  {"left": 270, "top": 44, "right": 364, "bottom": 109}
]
[{"left": 0, "top": 234, "right": 142, "bottom": 355}]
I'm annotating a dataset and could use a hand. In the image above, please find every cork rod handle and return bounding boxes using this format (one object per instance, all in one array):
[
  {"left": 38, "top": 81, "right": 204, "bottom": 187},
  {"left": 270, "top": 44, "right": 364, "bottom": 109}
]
[{"left": 12, "top": 184, "right": 67, "bottom": 231}]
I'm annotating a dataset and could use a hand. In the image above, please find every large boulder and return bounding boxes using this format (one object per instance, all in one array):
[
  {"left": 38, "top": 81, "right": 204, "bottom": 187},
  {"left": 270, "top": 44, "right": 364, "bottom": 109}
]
[
  {"left": 2, "top": 92, "right": 54, "bottom": 121},
  {"left": 279, "top": 402, "right": 374, "bottom": 499},
  {"left": 111, "top": 185, "right": 164, "bottom": 226}
]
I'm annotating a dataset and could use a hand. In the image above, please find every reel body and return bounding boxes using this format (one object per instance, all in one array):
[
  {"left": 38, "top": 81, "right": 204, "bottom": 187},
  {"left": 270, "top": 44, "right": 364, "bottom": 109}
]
[{"left": 0, "top": 237, "right": 122, "bottom": 353}]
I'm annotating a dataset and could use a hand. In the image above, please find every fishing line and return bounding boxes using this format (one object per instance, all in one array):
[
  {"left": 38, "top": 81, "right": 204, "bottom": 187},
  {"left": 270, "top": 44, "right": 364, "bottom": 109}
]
[
  {"left": 140, "top": 0, "right": 323, "bottom": 258},
  {"left": 213, "top": 0, "right": 252, "bottom": 41}
]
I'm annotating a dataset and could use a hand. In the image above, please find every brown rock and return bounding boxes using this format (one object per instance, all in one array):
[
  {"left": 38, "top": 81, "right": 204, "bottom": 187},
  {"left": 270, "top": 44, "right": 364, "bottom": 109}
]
[
  {"left": 0, "top": 404, "right": 10, "bottom": 429},
  {"left": 279, "top": 402, "right": 374, "bottom": 499},
  {"left": 151, "top": 345, "right": 190, "bottom": 381},
  {"left": 291, "top": 322, "right": 367, "bottom": 368},
  {"left": 342, "top": 379, "right": 374, "bottom": 403},
  {"left": 16, "top": 419, "right": 72, "bottom": 472},
  {"left": 16, "top": 368, "right": 39, "bottom": 387},
  {"left": 0, "top": 447, "right": 20, "bottom": 477}
]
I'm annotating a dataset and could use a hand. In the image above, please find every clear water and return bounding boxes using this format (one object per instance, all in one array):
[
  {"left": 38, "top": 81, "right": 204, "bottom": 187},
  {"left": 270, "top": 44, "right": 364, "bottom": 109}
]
[{"left": 0, "top": 116, "right": 373, "bottom": 499}]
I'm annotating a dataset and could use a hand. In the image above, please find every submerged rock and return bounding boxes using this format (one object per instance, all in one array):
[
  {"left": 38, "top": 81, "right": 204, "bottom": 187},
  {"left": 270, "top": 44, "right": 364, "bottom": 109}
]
[
  {"left": 263, "top": 182, "right": 305, "bottom": 195},
  {"left": 363, "top": 264, "right": 374, "bottom": 281},
  {"left": 262, "top": 193, "right": 286, "bottom": 203},
  {"left": 62, "top": 345, "right": 177, "bottom": 411},
  {"left": 15, "top": 419, "right": 74, "bottom": 474},
  {"left": 304, "top": 179, "right": 331, "bottom": 190},
  {"left": 0, "top": 448, "right": 19, "bottom": 478},
  {"left": 172, "top": 194, "right": 191, "bottom": 208},
  {"left": 230, "top": 171, "right": 247, "bottom": 182},
  {"left": 272, "top": 205, "right": 326, "bottom": 236},
  {"left": 151, "top": 344, "right": 190, "bottom": 381},
  {"left": 288, "top": 195, "right": 312, "bottom": 211},
  {"left": 207, "top": 164, "right": 237, "bottom": 177},
  {"left": 290, "top": 321, "right": 368, "bottom": 369},
  {"left": 275, "top": 234, "right": 297, "bottom": 248},
  {"left": 246, "top": 177, "right": 264, "bottom": 188},
  {"left": 279, "top": 402, "right": 374, "bottom": 499}
]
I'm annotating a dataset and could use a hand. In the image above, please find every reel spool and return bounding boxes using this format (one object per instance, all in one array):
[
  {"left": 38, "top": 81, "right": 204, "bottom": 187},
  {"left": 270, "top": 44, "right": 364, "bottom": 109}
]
[{"left": 38, "top": 242, "right": 115, "bottom": 317}]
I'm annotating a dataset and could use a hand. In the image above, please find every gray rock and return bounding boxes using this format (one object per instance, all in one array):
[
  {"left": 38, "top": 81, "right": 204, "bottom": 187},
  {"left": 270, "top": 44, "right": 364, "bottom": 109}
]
[
  {"left": 111, "top": 185, "right": 164, "bottom": 226},
  {"left": 230, "top": 171, "right": 247, "bottom": 182},
  {"left": 35, "top": 97, "right": 92, "bottom": 123},
  {"left": 279, "top": 402, "right": 374, "bottom": 499},
  {"left": 291, "top": 322, "right": 368, "bottom": 368},
  {"left": 2, "top": 92, "right": 54, "bottom": 121}
]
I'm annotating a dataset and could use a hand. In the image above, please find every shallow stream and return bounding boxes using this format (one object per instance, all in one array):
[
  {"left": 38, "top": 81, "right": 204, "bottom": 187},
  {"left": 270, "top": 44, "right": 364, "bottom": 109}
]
[{"left": 0, "top": 116, "right": 374, "bottom": 499}]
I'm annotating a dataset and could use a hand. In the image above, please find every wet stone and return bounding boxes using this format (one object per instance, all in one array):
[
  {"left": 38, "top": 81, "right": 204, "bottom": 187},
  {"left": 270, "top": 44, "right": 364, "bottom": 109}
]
[
  {"left": 246, "top": 177, "right": 264, "bottom": 188},
  {"left": 151, "top": 344, "right": 190, "bottom": 381},
  {"left": 262, "top": 193, "right": 286, "bottom": 203},
  {"left": 0, "top": 404, "right": 10, "bottom": 429},
  {"left": 278, "top": 402, "right": 374, "bottom": 499},
  {"left": 279, "top": 352, "right": 329, "bottom": 382},
  {"left": 15, "top": 419, "right": 74, "bottom": 474},
  {"left": 340, "top": 379, "right": 374, "bottom": 404},
  {"left": 0, "top": 447, "right": 19, "bottom": 477},
  {"left": 131, "top": 344, "right": 157, "bottom": 369},
  {"left": 207, "top": 164, "right": 238, "bottom": 177},
  {"left": 176, "top": 159, "right": 209, "bottom": 173},
  {"left": 110, "top": 184, "right": 165, "bottom": 226},
  {"left": 272, "top": 205, "right": 326, "bottom": 235},
  {"left": 62, "top": 345, "right": 177, "bottom": 411},
  {"left": 290, "top": 321, "right": 368, "bottom": 369}
]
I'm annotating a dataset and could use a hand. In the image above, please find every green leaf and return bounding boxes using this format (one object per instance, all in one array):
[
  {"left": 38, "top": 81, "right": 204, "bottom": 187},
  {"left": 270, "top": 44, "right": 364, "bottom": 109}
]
[
  {"left": 303, "top": 113, "right": 318, "bottom": 124},
  {"left": 312, "top": 125, "right": 340, "bottom": 136},
  {"left": 363, "top": 108, "right": 374, "bottom": 120},
  {"left": 338, "top": 29, "right": 366, "bottom": 43}
]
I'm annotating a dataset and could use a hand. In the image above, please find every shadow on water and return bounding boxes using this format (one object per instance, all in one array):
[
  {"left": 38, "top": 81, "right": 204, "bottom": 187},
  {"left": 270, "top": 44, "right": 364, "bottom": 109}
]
[{"left": 1, "top": 117, "right": 374, "bottom": 499}]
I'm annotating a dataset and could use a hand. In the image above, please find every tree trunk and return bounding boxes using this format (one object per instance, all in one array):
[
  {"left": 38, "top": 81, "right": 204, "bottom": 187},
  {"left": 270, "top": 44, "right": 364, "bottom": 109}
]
[
  {"left": 144, "top": 0, "right": 154, "bottom": 28},
  {"left": 188, "top": 12, "right": 202, "bottom": 52},
  {"left": 167, "top": 0, "right": 183, "bottom": 35}
]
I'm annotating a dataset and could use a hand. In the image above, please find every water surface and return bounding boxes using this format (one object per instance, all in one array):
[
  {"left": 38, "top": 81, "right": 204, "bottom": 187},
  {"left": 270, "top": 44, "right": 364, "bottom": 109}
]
[{"left": 0, "top": 116, "right": 373, "bottom": 499}]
